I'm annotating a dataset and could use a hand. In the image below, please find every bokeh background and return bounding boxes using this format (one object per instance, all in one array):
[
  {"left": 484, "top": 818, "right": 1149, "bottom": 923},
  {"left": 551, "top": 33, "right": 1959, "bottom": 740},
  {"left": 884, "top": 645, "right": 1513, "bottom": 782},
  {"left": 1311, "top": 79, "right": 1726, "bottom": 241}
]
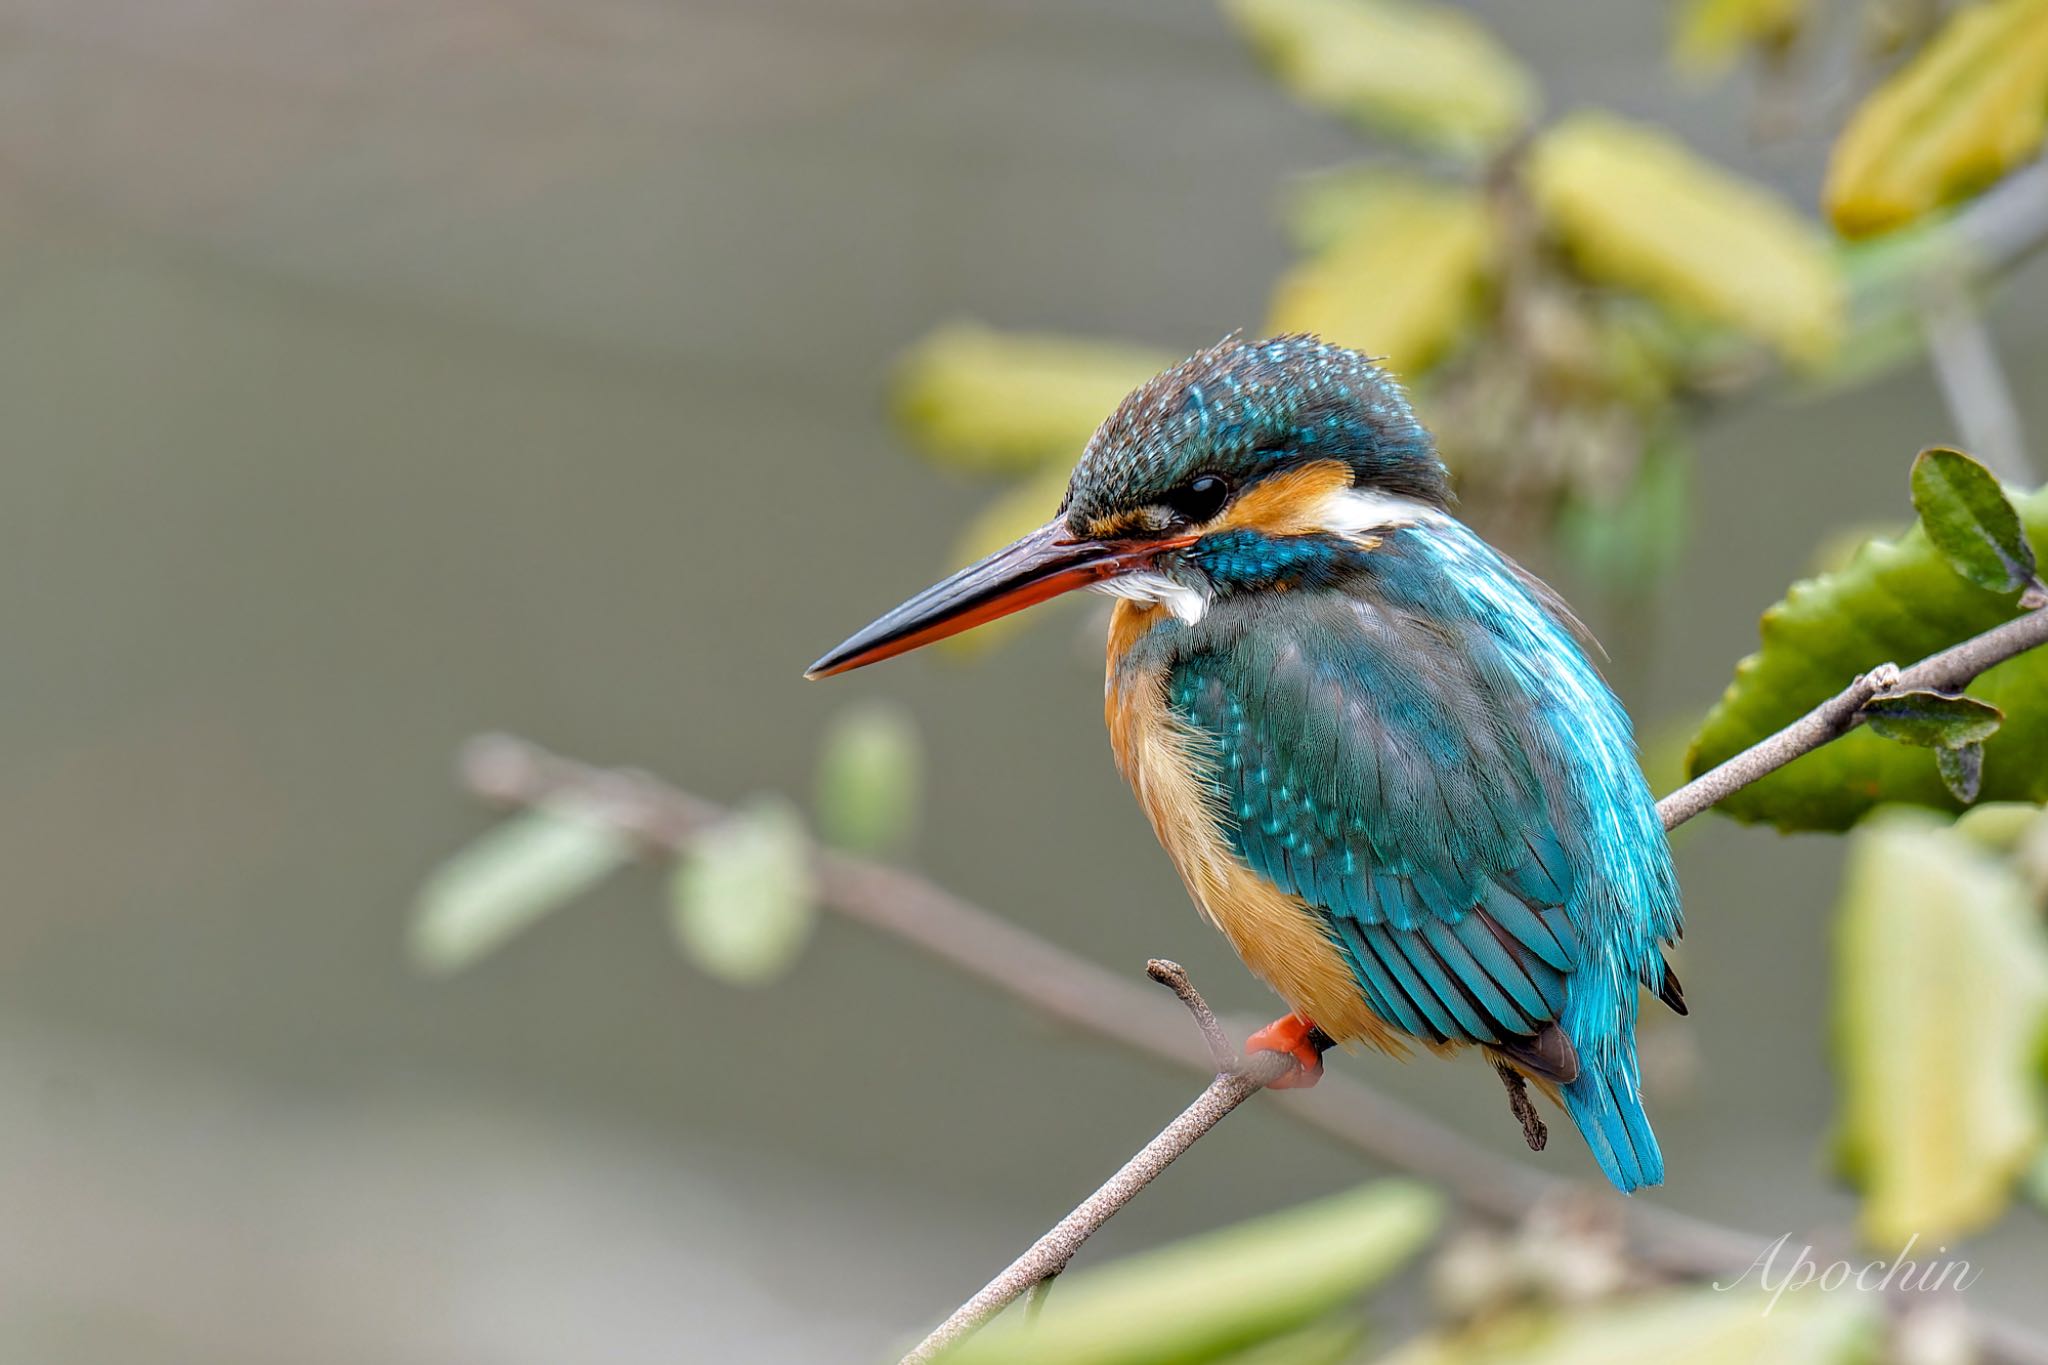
[{"left": 3, "top": 1, "right": 2045, "bottom": 1361}]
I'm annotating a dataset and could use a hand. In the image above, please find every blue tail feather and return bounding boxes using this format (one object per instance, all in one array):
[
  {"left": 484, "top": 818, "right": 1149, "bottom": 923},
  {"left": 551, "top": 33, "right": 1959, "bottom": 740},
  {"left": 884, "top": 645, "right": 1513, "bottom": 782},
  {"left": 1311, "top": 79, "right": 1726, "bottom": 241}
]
[{"left": 1562, "top": 1057, "right": 1663, "bottom": 1193}]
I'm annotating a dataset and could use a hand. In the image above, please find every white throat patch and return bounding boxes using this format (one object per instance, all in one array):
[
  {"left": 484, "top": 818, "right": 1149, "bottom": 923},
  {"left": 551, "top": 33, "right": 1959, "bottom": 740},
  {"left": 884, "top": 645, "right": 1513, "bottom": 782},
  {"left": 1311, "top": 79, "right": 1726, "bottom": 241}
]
[{"left": 1094, "top": 571, "right": 1211, "bottom": 624}]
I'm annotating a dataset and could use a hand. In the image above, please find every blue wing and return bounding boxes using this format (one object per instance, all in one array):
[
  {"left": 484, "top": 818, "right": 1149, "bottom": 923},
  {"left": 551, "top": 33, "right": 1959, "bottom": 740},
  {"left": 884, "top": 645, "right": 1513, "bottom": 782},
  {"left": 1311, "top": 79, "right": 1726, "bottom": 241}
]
[{"left": 1165, "top": 534, "right": 1682, "bottom": 1189}]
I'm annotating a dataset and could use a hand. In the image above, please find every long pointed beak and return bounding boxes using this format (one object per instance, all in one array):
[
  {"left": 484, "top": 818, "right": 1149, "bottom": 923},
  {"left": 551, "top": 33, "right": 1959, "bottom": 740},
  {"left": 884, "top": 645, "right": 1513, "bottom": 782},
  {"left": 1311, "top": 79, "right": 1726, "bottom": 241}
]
[{"left": 806, "top": 519, "right": 1184, "bottom": 678}]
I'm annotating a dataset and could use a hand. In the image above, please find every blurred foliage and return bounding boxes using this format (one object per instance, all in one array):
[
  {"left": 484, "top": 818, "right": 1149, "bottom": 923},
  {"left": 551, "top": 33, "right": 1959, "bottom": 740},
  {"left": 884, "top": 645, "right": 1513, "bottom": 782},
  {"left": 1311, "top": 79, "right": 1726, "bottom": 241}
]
[
  {"left": 1379, "top": 1282, "right": 1877, "bottom": 1365},
  {"left": 1671, "top": 0, "right": 1813, "bottom": 77},
  {"left": 815, "top": 699, "right": 925, "bottom": 855},
  {"left": 893, "top": 326, "right": 1173, "bottom": 475},
  {"left": 1268, "top": 173, "right": 1493, "bottom": 374},
  {"left": 1526, "top": 112, "right": 1842, "bottom": 365},
  {"left": 669, "top": 797, "right": 817, "bottom": 985},
  {"left": 1222, "top": 0, "right": 1536, "bottom": 156},
  {"left": 1825, "top": 0, "right": 2048, "bottom": 237},
  {"left": 1686, "top": 463, "right": 2048, "bottom": 830},
  {"left": 938, "top": 1181, "right": 1440, "bottom": 1365},
  {"left": 1832, "top": 808, "right": 2048, "bottom": 1249},
  {"left": 410, "top": 800, "right": 633, "bottom": 975}
]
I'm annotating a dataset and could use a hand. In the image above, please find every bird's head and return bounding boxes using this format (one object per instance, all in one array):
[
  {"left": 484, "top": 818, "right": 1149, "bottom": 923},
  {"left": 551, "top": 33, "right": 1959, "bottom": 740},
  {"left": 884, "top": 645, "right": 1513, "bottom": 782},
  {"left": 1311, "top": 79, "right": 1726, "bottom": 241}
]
[{"left": 807, "top": 334, "right": 1449, "bottom": 677}]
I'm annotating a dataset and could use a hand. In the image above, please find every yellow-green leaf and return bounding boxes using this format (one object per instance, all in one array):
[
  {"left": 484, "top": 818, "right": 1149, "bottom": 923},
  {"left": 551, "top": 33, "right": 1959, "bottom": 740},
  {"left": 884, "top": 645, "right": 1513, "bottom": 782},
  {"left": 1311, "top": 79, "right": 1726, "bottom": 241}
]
[
  {"left": 1268, "top": 178, "right": 1493, "bottom": 377},
  {"left": 1224, "top": 0, "right": 1537, "bottom": 156},
  {"left": 1672, "top": 0, "right": 1811, "bottom": 77},
  {"left": 1684, "top": 484, "right": 2048, "bottom": 830},
  {"left": 893, "top": 325, "right": 1170, "bottom": 474},
  {"left": 1378, "top": 1282, "right": 1876, "bottom": 1365},
  {"left": 1833, "top": 811, "right": 2048, "bottom": 1249},
  {"left": 1528, "top": 112, "right": 1844, "bottom": 365},
  {"left": 1824, "top": 0, "right": 2048, "bottom": 237},
  {"left": 941, "top": 1182, "right": 1440, "bottom": 1365},
  {"left": 814, "top": 699, "right": 923, "bottom": 854},
  {"left": 669, "top": 798, "right": 817, "bottom": 985},
  {"left": 410, "top": 802, "right": 633, "bottom": 975}
]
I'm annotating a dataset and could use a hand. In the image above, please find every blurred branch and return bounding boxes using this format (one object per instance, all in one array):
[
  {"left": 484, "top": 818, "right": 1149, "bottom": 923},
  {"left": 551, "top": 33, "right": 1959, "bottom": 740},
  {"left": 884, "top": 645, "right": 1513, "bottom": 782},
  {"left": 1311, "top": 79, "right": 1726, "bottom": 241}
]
[
  {"left": 1920, "top": 278, "right": 2034, "bottom": 485},
  {"left": 459, "top": 603, "right": 2048, "bottom": 1365},
  {"left": 900, "top": 964, "right": 1299, "bottom": 1364}
]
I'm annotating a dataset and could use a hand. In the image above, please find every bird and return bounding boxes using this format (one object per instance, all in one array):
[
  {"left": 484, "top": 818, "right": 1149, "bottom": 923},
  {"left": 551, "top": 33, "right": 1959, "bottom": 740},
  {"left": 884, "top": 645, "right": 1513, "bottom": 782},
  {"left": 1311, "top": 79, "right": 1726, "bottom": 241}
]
[{"left": 807, "top": 334, "right": 1685, "bottom": 1192}]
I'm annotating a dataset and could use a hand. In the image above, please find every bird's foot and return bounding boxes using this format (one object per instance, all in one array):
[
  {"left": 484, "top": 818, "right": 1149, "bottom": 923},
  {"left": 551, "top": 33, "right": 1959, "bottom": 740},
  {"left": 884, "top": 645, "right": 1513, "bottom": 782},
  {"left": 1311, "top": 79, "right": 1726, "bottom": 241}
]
[{"left": 1243, "top": 1013, "right": 1327, "bottom": 1089}]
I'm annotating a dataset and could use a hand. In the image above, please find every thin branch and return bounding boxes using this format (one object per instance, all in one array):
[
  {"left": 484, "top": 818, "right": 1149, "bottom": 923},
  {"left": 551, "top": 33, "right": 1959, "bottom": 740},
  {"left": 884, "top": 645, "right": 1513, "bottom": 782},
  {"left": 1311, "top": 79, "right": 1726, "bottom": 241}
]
[
  {"left": 1145, "top": 958, "right": 1233, "bottom": 1070},
  {"left": 1492, "top": 1059, "right": 1547, "bottom": 1153},
  {"left": 456, "top": 605, "right": 2048, "bottom": 1364},
  {"left": 1655, "top": 606, "right": 2048, "bottom": 829},
  {"left": 900, "top": 971, "right": 1294, "bottom": 1363}
]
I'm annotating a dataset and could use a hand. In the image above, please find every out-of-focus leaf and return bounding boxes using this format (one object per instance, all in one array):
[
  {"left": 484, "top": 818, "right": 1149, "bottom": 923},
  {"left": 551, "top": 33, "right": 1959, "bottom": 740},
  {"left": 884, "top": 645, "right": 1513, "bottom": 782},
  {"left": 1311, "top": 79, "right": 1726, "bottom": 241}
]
[
  {"left": 814, "top": 699, "right": 923, "bottom": 854},
  {"left": 1379, "top": 1281, "right": 1876, "bottom": 1365},
  {"left": 669, "top": 798, "right": 816, "bottom": 985},
  {"left": 410, "top": 802, "right": 633, "bottom": 975},
  {"left": 1554, "top": 441, "right": 1690, "bottom": 587},
  {"left": 893, "top": 325, "right": 1170, "bottom": 474},
  {"left": 1224, "top": 0, "right": 1536, "bottom": 156},
  {"left": 1861, "top": 690, "right": 2004, "bottom": 749},
  {"left": 1832, "top": 811, "right": 2048, "bottom": 1249},
  {"left": 1911, "top": 447, "right": 2039, "bottom": 594},
  {"left": 941, "top": 1182, "right": 1440, "bottom": 1365},
  {"left": 938, "top": 464, "right": 1076, "bottom": 657},
  {"left": 1951, "top": 800, "right": 2046, "bottom": 852},
  {"left": 1268, "top": 178, "right": 1493, "bottom": 376},
  {"left": 1824, "top": 0, "right": 2048, "bottom": 237},
  {"left": 1215, "top": 1318, "right": 1367, "bottom": 1365},
  {"left": 1527, "top": 112, "right": 1843, "bottom": 365},
  {"left": 1673, "top": 0, "right": 1812, "bottom": 75},
  {"left": 1684, "top": 484, "right": 2048, "bottom": 830}
]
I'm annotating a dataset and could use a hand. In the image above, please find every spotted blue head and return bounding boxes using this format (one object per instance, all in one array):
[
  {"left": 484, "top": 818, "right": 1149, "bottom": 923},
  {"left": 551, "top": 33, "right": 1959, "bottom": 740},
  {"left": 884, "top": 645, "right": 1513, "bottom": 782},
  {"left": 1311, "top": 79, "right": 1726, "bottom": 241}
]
[{"left": 807, "top": 334, "right": 1450, "bottom": 674}]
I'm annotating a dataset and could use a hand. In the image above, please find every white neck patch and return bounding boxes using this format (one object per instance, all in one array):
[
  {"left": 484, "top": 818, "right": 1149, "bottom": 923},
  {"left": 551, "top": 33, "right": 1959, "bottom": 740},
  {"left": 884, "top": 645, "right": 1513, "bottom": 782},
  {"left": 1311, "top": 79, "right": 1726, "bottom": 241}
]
[
  {"left": 1316, "top": 486, "right": 1444, "bottom": 536},
  {"left": 1094, "top": 571, "right": 1211, "bottom": 624}
]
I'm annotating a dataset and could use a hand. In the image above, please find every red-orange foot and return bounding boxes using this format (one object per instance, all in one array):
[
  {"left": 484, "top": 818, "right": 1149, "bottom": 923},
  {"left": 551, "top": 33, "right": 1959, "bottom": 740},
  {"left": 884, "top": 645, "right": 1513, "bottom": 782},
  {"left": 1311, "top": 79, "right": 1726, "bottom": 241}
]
[{"left": 1244, "top": 1013, "right": 1326, "bottom": 1089}]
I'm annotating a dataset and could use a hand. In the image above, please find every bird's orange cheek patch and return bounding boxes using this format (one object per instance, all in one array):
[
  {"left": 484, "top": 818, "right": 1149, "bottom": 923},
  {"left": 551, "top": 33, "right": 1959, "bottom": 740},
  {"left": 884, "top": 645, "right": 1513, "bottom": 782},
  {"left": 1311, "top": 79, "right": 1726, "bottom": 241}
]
[{"left": 1213, "top": 460, "right": 1355, "bottom": 537}]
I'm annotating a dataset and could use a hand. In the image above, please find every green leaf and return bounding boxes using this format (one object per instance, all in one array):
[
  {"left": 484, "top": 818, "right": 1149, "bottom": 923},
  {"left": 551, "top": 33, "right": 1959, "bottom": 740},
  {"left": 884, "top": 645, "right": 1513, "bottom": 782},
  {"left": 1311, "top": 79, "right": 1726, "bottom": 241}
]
[
  {"left": 1223, "top": 0, "right": 1537, "bottom": 157},
  {"left": 1267, "top": 177, "right": 1494, "bottom": 377},
  {"left": 1937, "top": 741, "right": 1986, "bottom": 804},
  {"left": 1832, "top": 811, "right": 2048, "bottom": 1249},
  {"left": 893, "top": 325, "right": 1171, "bottom": 475},
  {"left": 1212, "top": 1318, "right": 1366, "bottom": 1365},
  {"left": 1824, "top": 0, "right": 2048, "bottom": 237},
  {"left": 669, "top": 798, "right": 817, "bottom": 985},
  {"left": 1380, "top": 1282, "right": 1876, "bottom": 1365},
  {"left": 1684, "top": 484, "right": 2048, "bottom": 830},
  {"left": 814, "top": 700, "right": 923, "bottom": 854},
  {"left": 410, "top": 802, "right": 634, "bottom": 975},
  {"left": 1527, "top": 113, "right": 1843, "bottom": 366},
  {"left": 1911, "top": 447, "right": 2039, "bottom": 594},
  {"left": 1861, "top": 690, "right": 2004, "bottom": 749},
  {"left": 939, "top": 1181, "right": 1440, "bottom": 1365}
]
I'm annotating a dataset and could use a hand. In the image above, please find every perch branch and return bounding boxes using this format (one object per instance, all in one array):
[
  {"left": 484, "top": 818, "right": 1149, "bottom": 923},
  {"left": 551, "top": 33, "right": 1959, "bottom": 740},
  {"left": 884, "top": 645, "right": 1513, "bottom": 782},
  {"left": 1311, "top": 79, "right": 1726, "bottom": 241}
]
[
  {"left": 456, "top": 605, "right": 2048, "bottom": 1364},
  {"left": 899, "top": 966, "right": 1298, "bottom": 1363}
]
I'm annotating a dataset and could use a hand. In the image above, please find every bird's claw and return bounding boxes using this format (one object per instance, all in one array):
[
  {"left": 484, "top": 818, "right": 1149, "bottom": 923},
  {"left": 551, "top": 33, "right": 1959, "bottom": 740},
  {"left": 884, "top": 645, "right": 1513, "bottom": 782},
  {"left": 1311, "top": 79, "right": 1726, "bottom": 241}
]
[{"left": 1243, "top": 1013, "right": 1326, "bottom": 1089}]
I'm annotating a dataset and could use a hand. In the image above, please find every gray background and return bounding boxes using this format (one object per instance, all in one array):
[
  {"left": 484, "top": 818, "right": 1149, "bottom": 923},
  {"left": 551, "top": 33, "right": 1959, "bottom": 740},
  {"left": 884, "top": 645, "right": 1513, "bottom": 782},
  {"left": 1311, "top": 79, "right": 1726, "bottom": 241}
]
[{"left": 0, "top": 1, "right": 2042, "bottom": 1360}]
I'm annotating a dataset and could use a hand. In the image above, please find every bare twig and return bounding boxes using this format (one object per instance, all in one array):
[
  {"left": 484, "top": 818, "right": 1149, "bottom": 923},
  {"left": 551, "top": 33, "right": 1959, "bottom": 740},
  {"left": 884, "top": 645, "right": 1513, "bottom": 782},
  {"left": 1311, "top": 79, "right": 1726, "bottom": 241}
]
[
  {"left": 899, "top": 970, "right": 1295, "bottom": 1363},
  {"left": 456, "top": 605, "right": 2048, "bottom": 1364},
  {"left": 1145, "top": 958, "right": 1233, "bottom": 1070}
]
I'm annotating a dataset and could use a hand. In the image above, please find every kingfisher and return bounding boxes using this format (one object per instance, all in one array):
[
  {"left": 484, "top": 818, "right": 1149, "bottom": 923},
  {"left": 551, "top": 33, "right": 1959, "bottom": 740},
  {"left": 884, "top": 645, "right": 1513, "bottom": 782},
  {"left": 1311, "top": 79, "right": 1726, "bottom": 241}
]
[{"left": 807, "top": 335, "right": 1684, "bottom": 1192}]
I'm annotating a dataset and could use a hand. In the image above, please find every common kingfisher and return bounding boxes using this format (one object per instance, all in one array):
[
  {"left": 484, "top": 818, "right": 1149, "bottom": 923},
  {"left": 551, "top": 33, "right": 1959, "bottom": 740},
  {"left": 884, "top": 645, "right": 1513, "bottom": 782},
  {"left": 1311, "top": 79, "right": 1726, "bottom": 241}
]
[{"left": 808, "top": 335, "right": 1685, "bottom": 1192}]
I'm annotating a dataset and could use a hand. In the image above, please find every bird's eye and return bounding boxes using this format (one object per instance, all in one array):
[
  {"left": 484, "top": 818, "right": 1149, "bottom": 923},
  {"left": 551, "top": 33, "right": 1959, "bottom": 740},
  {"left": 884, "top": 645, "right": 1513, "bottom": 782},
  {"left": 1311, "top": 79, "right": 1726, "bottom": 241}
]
[{"left": 1163, "top": 474, "right": 1231, "bottom": 524}]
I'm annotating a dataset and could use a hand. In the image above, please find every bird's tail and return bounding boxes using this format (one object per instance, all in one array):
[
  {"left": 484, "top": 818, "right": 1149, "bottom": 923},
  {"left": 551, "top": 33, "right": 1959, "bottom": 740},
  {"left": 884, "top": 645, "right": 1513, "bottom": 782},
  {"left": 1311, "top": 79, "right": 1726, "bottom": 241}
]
[{"left": 1561, "top": 1050, "right": 1663, "bottom": 1193}]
